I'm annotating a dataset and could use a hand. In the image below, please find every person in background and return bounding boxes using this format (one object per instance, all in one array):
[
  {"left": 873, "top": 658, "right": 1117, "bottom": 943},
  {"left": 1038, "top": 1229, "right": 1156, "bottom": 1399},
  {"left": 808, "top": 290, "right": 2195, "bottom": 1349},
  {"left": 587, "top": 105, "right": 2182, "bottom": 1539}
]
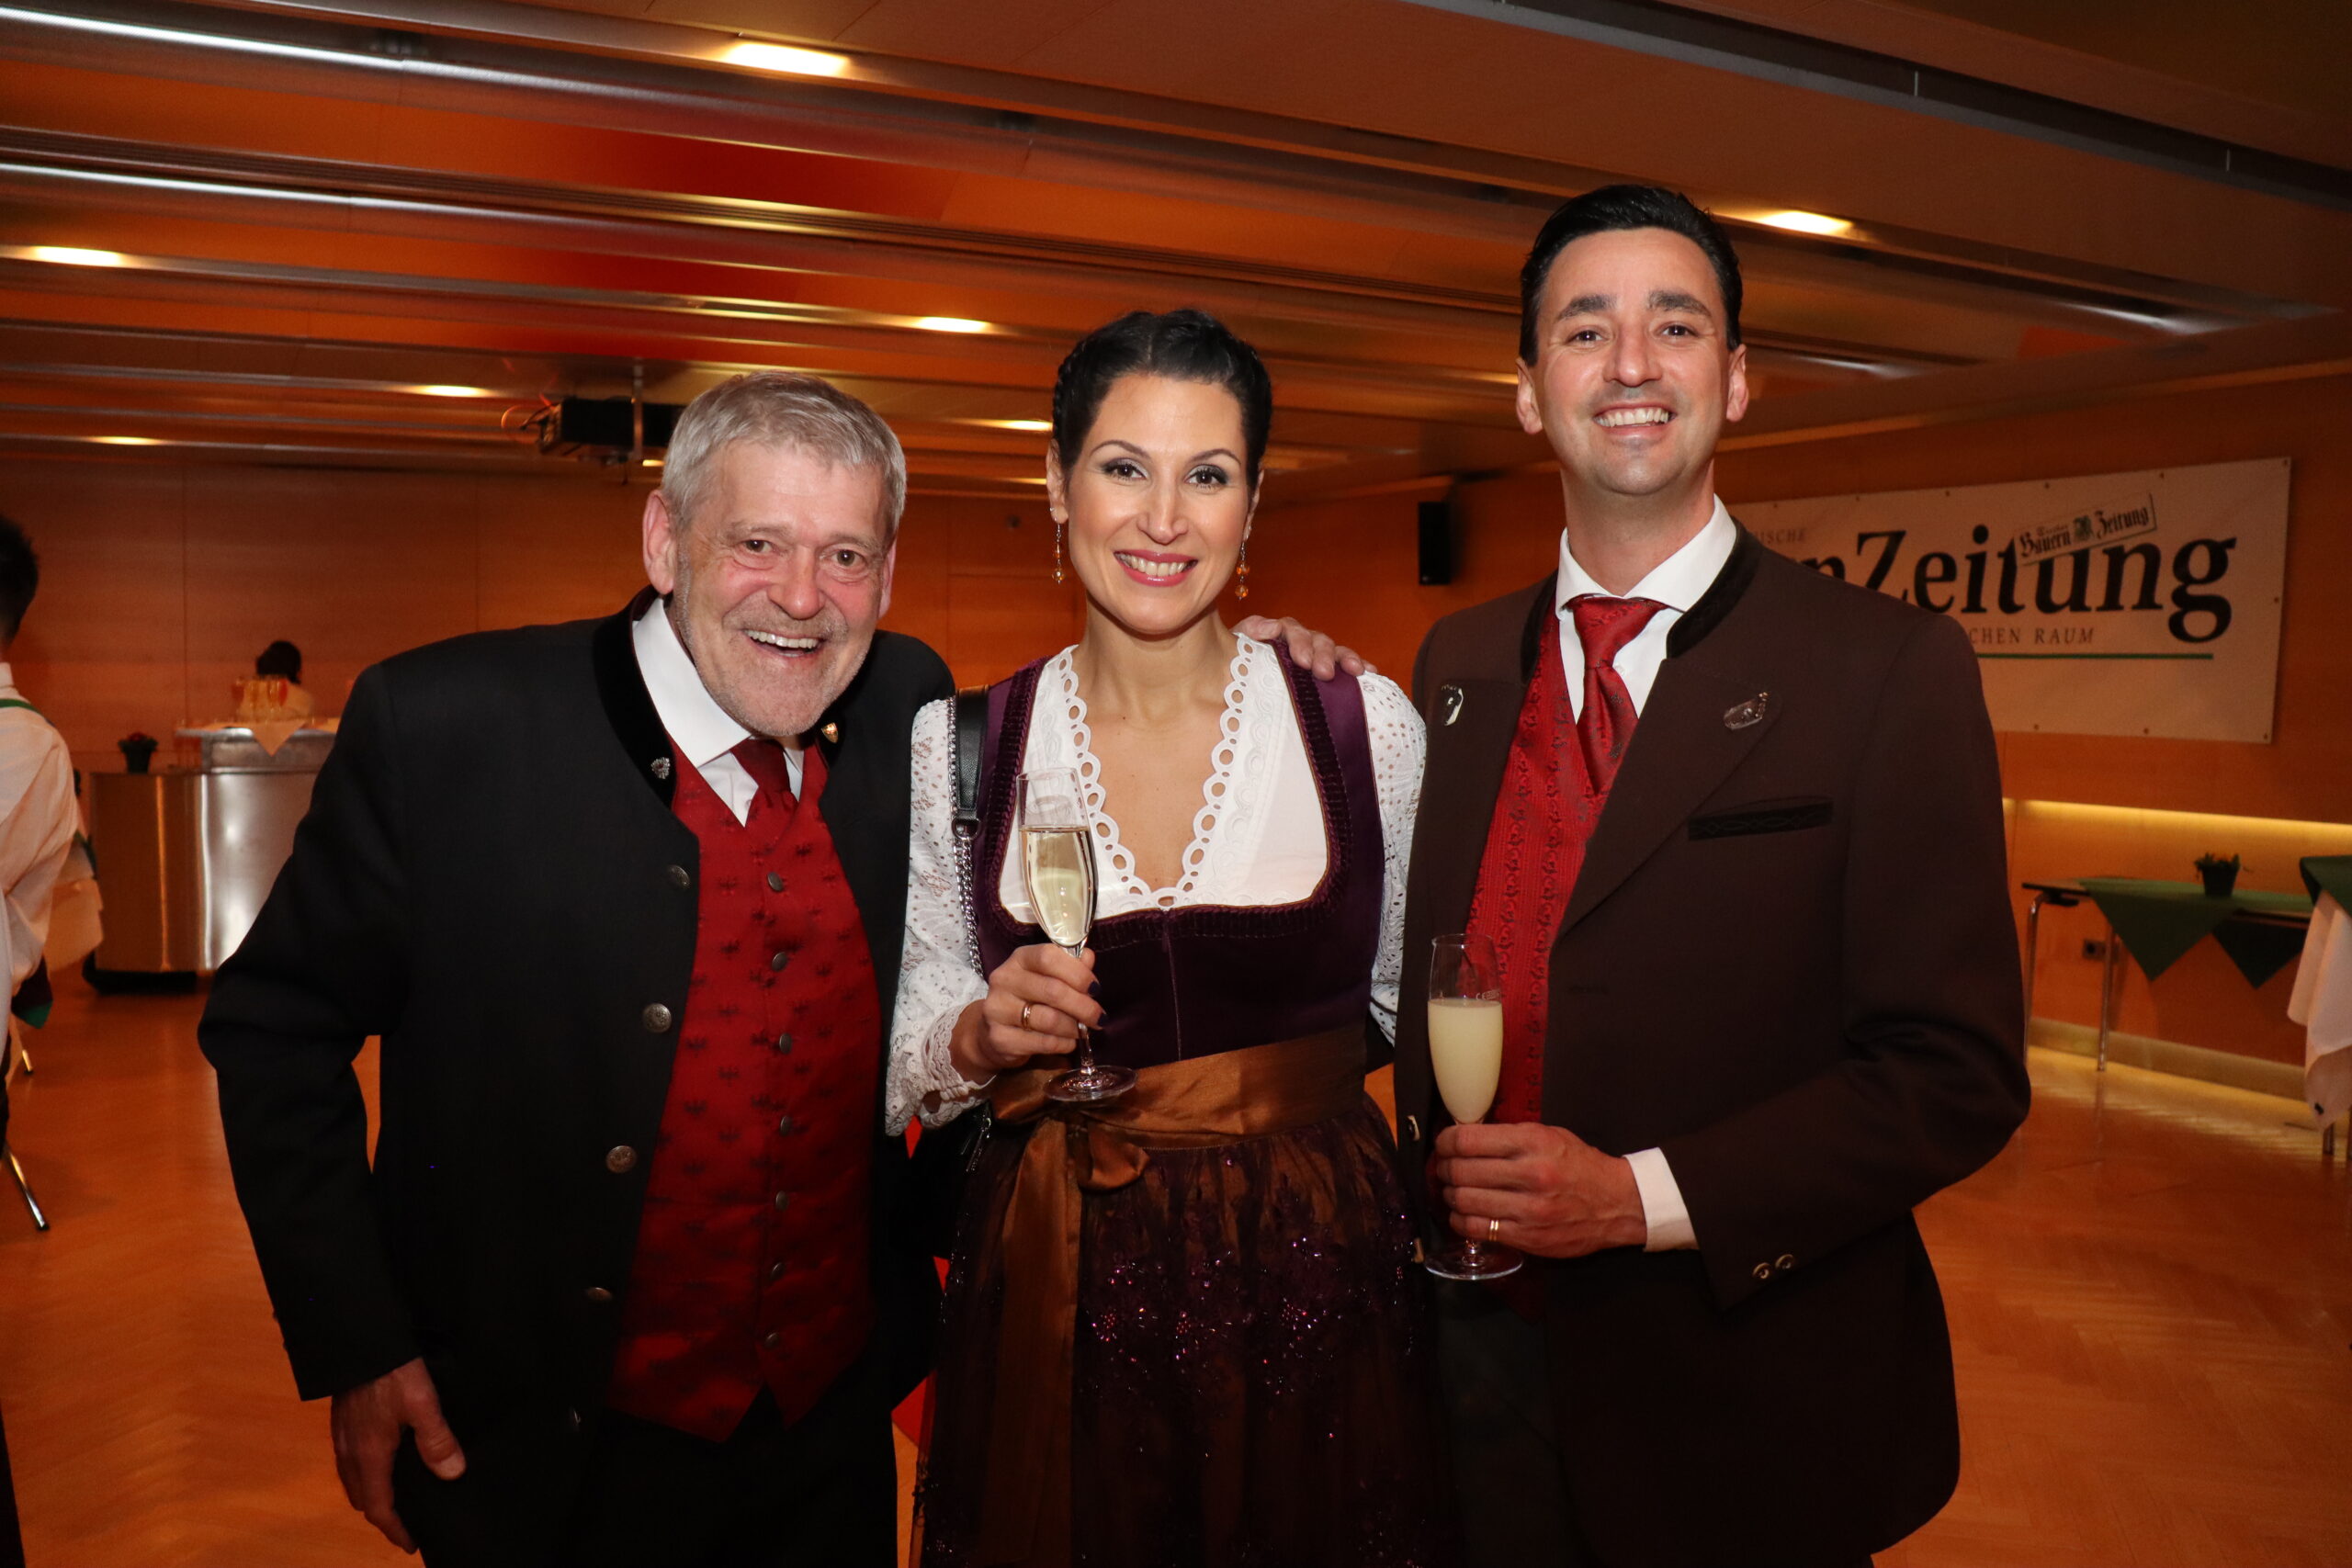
[
  {"left": 0, "top": 513, "right": 82, "bottom": 1565},
  {"left": 253, "top": 639, "right": 313, "bottom": 721},
  {"left": 891, "top": 311, "right": 1450, "bottom": 1566},
  {"left": 1397, "top": 186, "right": 2028, "bottom": 1567}
]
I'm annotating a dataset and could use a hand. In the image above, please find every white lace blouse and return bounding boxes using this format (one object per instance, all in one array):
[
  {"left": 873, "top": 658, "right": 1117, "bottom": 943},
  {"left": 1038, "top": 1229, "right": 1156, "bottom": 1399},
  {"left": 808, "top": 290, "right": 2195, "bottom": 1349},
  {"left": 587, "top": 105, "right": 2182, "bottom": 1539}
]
[{"left": 887, "top": 636, "right": 1425, "bottom": 1133}]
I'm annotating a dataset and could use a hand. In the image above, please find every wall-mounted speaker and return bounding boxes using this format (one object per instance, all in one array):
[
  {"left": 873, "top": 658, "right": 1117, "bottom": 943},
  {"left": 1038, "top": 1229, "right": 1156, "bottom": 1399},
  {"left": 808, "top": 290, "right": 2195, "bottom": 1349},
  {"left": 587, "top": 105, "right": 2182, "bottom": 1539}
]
[
  {"left": 1418, "top": 500, "right": 1453, "bottom": 585},
  {"left": 556, "top": 397, "right": 683, "bottom": 451}
]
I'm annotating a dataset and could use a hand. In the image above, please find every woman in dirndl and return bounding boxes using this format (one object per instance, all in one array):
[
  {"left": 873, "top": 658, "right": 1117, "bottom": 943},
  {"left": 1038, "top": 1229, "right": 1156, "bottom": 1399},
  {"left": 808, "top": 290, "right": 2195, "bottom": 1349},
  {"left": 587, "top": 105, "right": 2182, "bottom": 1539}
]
[{"left": 888, "top": 308, "right": 1450, "bottom": 1568}]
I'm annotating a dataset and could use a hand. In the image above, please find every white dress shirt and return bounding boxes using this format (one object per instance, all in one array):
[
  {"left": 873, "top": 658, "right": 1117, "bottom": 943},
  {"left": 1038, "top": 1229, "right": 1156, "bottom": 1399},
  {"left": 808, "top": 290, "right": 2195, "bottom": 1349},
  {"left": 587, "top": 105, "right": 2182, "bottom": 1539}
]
[
  {"left": 0, "top": 665, "right": 79, "bottom": 1000},
  {"left": 631, "top": 601, "right": 802, "bottom": 825},
  {"left": 1556, "top": 499, "right": 1736, "bottom": 1254}
]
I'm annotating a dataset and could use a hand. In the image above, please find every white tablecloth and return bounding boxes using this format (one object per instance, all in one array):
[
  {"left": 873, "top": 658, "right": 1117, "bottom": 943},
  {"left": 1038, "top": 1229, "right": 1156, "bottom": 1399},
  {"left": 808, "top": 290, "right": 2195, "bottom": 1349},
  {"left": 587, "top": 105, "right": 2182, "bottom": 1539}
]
[{"left": 2288, "top": 892, "right": 2352, "bottom": 1122}]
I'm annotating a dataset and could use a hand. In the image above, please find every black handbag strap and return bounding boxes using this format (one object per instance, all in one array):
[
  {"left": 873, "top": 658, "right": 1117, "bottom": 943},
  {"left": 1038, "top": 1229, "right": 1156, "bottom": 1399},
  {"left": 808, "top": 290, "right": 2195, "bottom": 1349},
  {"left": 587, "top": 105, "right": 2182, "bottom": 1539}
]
[
  {"left": 944, "top": 685, "right": 999, "bottom": 1186},
  {"left": 951, "top": 685, "right": 988, "bottom": 847}
]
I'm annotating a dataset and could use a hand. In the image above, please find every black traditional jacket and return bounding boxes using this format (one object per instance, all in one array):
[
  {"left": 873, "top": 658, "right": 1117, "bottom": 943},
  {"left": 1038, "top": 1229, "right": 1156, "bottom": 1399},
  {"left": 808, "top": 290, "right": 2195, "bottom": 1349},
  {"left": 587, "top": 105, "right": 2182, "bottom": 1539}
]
[{"left": 202, "top": 595, "right": 950, "bottom": 1471}]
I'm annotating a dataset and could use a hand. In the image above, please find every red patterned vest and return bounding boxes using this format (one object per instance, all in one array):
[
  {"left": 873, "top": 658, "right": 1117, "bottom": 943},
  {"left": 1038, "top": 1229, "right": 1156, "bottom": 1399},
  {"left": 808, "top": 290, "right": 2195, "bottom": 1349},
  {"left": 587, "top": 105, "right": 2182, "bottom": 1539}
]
[
  {"left": 1464, "top": 614, "right": 1602, "bottom": 1130},
  {"left": 606, "top": 746, "right": 880, "bottom": 1440}
]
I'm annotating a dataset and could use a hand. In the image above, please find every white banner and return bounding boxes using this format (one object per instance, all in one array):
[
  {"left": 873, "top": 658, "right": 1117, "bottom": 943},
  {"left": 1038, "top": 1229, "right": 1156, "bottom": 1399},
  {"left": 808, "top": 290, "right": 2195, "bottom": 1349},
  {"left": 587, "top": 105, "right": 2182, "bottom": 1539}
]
[{"left": 1739, "top": 458, "right": 2290, "bottom": 742}]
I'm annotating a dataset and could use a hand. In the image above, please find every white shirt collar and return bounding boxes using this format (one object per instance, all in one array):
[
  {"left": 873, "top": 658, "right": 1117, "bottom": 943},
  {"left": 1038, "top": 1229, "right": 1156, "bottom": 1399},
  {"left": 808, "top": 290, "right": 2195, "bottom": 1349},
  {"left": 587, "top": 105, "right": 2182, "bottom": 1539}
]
[
  {"left": 1557, "top": 497, "right": 1736, "bottom": 613},
  {"left": 631, "top": 598, "right": 753, "bottom": 772}
]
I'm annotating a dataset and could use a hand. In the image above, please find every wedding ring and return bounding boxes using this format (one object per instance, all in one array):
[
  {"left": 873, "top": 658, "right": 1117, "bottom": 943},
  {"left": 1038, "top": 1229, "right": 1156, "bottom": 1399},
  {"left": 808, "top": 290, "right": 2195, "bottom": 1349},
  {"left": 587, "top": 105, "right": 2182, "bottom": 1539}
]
[
  {"left": 1020, "top": 1002, "right": 1034, "bottom": 1030},
  {"left": 1487, "top": 1217, "right": 1502, "bottom": 1240}
]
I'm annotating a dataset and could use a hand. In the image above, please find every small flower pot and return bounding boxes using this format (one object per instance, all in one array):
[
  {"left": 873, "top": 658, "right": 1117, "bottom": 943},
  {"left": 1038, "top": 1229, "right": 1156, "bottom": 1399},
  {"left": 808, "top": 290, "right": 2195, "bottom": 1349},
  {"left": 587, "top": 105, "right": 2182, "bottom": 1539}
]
[
  {"left": 119, "top": 736, "right": 158, "bottom": 774},
  {"left": 2198, "top": 863, "right": 2239, "bottom": 898}
]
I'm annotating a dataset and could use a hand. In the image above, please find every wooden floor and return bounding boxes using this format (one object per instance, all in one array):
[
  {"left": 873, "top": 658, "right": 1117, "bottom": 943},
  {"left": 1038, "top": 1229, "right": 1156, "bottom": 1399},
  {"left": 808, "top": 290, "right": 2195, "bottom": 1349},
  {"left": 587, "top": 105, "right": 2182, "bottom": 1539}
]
[{"left": 3, "top": 975, "right": 2350, "bottom": 1565}]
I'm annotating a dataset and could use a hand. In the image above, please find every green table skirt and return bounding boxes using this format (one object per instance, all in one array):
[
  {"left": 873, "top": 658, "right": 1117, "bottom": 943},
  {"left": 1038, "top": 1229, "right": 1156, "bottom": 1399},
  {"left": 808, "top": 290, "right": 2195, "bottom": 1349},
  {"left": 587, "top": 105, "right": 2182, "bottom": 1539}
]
[
  {"left": 2077, "top": 877, "right": 2312, "bottom": 988},
  {"left": 2301, "top": 855, "right": 2352, "bottom": 912}
]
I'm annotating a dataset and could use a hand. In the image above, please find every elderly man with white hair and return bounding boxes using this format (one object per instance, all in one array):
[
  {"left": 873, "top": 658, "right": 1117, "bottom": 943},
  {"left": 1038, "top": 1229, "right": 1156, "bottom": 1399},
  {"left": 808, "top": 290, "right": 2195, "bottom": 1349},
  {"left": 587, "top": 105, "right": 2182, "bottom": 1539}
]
[{"left": 202, "top": 371, "right": 1354, "bottom": 1568}]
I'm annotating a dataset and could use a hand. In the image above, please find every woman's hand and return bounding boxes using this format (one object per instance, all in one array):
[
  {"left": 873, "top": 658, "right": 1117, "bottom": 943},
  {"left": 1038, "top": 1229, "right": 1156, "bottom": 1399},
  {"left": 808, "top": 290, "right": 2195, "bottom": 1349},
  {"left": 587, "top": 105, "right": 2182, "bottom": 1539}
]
[{"left": 949, "top": 943, "right": 1104, "bottom": 1083}]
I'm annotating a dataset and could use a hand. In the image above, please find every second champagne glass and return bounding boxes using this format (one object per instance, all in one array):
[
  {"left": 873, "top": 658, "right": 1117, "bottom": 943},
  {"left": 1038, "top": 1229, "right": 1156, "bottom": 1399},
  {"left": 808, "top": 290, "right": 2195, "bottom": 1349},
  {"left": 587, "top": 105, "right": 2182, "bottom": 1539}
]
[
  {"left": 1018, "top": 766, "right": 1133, "bottom": 1102},
  {"left": 1423, "top": 932, "right": 1522, "bottom": 1280}
]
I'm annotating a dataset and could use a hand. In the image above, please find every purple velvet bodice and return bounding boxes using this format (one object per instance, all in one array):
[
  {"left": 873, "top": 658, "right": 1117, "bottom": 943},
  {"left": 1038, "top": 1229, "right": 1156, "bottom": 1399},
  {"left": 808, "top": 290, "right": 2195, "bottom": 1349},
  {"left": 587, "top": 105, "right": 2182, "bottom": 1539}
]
[{"left": 972, "top": 648, "right": 1384, "bottom": 1069}]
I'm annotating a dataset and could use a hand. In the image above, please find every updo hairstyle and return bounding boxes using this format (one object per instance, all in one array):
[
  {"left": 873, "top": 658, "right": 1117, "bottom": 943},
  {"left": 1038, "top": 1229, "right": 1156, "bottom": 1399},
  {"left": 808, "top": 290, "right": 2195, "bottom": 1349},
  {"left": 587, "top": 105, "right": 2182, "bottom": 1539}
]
[{"left": 1050, "top": 310, "right": 1273, "bottom": 485}]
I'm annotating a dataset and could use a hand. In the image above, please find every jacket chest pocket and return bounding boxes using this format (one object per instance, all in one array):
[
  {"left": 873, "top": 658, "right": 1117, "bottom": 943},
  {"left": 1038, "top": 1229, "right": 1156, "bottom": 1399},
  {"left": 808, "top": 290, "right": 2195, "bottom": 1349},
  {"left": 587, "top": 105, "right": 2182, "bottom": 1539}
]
[{"left": 1688, "top": 797, "right": 1834, "bottom": 840}]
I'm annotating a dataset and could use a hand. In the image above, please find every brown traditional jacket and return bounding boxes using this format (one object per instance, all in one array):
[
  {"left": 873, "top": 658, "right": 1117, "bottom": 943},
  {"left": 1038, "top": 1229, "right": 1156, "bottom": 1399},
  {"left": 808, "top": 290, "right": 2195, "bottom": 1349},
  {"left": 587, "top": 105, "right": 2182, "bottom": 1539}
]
[{"left": 1396, "top": 525, "right": 2029, "bottom": 1567}]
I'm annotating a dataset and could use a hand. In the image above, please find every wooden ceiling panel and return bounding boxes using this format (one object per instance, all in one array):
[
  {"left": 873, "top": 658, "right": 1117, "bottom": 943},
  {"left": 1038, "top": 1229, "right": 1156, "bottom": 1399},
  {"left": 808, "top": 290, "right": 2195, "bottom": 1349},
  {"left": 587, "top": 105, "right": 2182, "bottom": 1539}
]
[
  {"left": 1673, "top": 0, "right": 2352, "bottom": 169},
  {"left": 0, "top": 0, "right": 2335, "bottom": 491},
  {"left": 638, "top": 0, "right": 885, "bottom": 39},
  {"left": 698, "top": 0, "right": 2352, "bottom": 308}
]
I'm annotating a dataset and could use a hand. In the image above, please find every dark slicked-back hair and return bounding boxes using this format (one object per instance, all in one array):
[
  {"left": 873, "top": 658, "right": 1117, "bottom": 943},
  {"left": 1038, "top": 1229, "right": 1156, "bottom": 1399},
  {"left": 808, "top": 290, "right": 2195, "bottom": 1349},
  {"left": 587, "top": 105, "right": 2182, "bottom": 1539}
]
[
  {"left": 256, "top": 639, "right": 303, "bottom": 682},
  {"left": 0, "top": 514, "right": 37, "bottom": 648},
  {"left": 1052, "top": 309, "right": 1274, "bottom": 484},
  {"left": 1519, "top": 185, "right": 1744, "bottom": 361}
]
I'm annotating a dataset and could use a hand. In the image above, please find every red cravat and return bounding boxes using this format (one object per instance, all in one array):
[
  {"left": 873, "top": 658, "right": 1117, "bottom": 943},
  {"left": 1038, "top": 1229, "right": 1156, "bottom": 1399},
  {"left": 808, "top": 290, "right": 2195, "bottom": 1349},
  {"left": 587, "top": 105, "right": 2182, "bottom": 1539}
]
[
  {"left": 1568, "top": 595, "right": 1667, "bottom": 794},
  {"left": 729, "top": 737, "right": 798, "bottom": 825}
]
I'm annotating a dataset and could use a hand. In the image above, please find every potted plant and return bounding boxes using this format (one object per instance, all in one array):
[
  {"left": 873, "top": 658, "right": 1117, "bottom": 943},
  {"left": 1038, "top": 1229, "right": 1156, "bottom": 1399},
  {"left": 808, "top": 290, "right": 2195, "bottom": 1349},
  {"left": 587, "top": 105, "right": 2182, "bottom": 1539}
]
[
  {"left": 119, "top": 731, "right": 159, "bottom": 773},
  {"left": 2194, "top": 852, "right": 2241, "bottom": 898}
]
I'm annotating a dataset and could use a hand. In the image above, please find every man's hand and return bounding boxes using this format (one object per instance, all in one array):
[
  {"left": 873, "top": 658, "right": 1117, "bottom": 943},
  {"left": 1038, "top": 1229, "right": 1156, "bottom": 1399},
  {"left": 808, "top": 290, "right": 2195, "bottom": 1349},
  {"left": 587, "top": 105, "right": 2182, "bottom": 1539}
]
[
  {"left": 1430, "top": 1122, "right": 1648, "bottom": 1259},
  {"left": 330, "top": 1356, "right": 467, "bottom": 1554},
  {"left": 1233, "top": 615, "right": 1372, "bottom": 680}
]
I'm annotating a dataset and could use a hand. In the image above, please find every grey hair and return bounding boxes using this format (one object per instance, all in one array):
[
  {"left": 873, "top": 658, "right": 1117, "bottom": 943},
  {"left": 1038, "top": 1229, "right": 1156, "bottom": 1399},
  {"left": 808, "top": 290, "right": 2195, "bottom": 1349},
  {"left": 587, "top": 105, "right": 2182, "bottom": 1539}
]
[{"left": 660, "top": 370, "right": 907, "bottom": 536}]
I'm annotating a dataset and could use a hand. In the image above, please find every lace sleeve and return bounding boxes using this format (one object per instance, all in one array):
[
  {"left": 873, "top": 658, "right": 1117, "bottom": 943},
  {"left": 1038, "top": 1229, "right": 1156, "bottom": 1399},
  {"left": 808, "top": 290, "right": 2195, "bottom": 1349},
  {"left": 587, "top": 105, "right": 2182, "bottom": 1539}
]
[
  {"left": 887, "top": 697, "right": 993, "bottom": 1133},
  {"left": 1362, "top": 673, "right": 1425, "bottom": 1043}
]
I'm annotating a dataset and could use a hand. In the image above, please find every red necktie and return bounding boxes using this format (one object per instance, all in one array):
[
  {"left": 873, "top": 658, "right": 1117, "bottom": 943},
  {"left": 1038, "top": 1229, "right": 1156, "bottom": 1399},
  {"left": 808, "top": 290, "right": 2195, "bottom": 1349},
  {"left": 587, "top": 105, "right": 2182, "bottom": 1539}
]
[
  {"left": 1568, "top": 595, "right": 1667, "bottom": 793},
  {"left": 729, "top": 738, "right": 798, "bottom": 825}
]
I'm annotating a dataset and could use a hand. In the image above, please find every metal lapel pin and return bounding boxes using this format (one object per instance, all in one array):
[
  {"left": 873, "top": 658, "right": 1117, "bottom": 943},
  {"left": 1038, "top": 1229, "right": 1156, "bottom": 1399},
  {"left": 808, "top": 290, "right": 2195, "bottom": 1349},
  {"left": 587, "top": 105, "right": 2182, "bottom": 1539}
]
[
  {"left": 650, "top": 756, "right": 673, "bottom": 781},
  {"left": 1438, "top": 684, "right": 1465, "bottom": 727},
  {"left": 1722, "top": 693, "right": 1770, "bottom": 730},
  {"left": 820, "top": 721, "right": 841, "bottom": 744}
]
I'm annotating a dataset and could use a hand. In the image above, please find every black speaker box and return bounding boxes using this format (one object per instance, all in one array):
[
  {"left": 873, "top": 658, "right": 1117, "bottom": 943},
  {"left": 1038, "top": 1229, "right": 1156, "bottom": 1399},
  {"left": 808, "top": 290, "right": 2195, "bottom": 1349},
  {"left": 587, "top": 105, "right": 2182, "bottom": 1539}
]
[
  {"left": 1418, "top": 500, "right": 1453, "bottom": 585},
  {"left": 557, "top": 397, "right": 684, "bottom": 451}
]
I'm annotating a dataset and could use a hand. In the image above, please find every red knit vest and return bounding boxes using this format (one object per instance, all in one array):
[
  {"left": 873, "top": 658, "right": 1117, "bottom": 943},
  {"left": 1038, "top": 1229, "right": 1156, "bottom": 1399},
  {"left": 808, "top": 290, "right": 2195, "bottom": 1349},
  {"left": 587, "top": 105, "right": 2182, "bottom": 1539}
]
[
  {"left": 1464, "top": 615, "right": 1605, "bottom": 1131},
  {"left": 606, "top": 746, "right": 880, "bottom": 1440}
]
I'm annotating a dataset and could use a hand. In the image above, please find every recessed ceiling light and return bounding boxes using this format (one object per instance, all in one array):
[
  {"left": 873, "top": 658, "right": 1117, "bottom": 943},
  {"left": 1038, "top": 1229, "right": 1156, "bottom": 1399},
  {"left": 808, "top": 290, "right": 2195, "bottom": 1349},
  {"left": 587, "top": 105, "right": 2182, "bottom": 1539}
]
[
  {"left": 28, "top": 245, "right": 128, "bottom": 266},
  {"left": 722, "top": 40, "right": 851, "bottom": 76},
  {"left": 91, "top": 434, "right": 161, "bottom": 445},
  {"left": 406, "top": 384, "right": 496, "bottom": 398},
  {"left": 914, "top": 316, "right": 992, "bottom": 334},
  {"left": 1757, "top": 210, "right": 1853, "bottom": 237}
]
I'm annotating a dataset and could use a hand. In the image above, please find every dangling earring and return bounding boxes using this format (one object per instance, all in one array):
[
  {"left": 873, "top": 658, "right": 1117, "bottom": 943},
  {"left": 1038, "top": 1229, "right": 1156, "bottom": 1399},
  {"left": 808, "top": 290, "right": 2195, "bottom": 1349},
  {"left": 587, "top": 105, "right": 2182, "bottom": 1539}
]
[
  {"left": 1052, "top": 516, "right": 1067, "bottom": 585},
  {"left": 1234, "top": 536, "right": 1250, "bottom": 600}
]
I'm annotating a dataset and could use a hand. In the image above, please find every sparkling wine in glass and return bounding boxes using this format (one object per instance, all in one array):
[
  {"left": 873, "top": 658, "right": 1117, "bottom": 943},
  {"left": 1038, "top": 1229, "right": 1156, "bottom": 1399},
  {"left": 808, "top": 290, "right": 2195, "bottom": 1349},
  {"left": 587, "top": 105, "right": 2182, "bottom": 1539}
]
[
  {"left": 1018, "top": 767, "right": 1132, "bottom": 1102},
  {"left": 1424, "top": 932, "right": 1521, "bottom": 1280}
]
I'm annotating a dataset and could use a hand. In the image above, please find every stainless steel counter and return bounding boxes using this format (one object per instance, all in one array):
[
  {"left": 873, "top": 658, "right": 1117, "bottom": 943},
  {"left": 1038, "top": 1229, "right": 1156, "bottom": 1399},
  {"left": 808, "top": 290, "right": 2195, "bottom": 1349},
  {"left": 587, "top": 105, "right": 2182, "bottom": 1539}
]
[{"left": 89, "top": 727, "right": 334, "bottom": 976}]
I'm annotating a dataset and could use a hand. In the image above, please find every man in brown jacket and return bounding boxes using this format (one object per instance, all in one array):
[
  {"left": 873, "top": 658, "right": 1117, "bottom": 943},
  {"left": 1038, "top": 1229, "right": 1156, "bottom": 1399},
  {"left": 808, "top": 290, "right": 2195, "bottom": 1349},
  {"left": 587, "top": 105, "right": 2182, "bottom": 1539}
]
[{"left": 1402, "top": 186, "right": 2029, "bottom": 1567}]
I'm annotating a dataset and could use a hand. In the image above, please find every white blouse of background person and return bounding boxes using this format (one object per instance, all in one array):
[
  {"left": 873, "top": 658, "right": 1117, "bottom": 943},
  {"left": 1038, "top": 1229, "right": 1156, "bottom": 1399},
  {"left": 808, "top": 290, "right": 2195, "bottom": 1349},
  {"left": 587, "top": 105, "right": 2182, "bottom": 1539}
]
[
  {"left": 0, "top": 661, "right": 76, "bottom": 1005},
  {"left": 888, "top": 635, "right": 1424, "bottom": 1135}
]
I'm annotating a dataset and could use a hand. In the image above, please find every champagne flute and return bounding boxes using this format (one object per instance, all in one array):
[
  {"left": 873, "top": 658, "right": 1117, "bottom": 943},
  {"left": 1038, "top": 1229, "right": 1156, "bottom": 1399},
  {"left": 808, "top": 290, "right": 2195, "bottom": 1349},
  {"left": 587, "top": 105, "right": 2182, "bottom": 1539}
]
[
  {"left": 1423, "top": 932, "right": 1521, "bottom": 1280},
  {"left": 1018, "top": 767, "right": 1133, "bottom": 1102}
]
